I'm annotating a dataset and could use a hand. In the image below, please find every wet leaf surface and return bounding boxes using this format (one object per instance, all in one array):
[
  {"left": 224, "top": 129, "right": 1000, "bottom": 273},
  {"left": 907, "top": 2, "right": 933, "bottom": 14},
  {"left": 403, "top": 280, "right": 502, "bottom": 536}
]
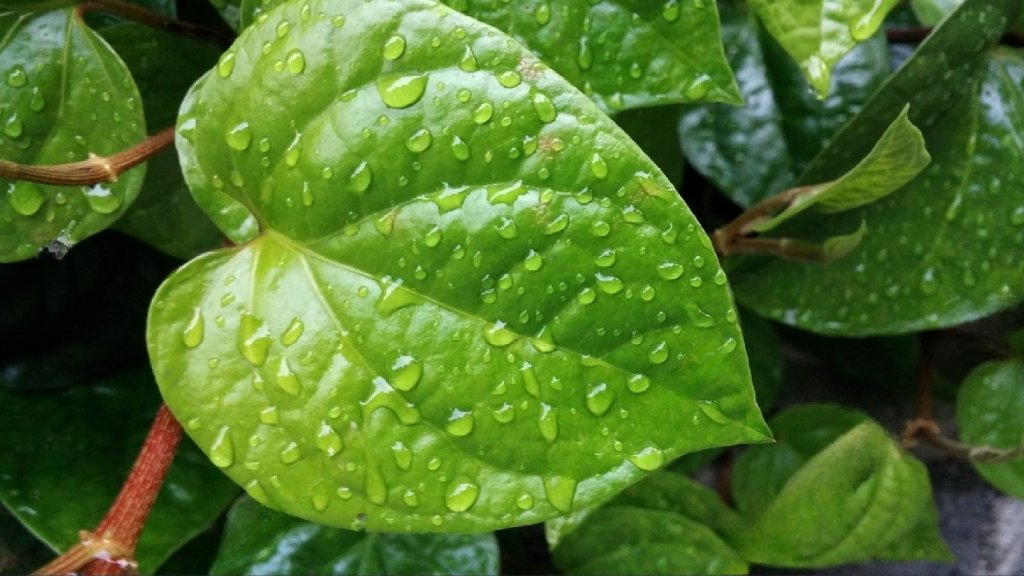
[
  {"left": 956, "top": 359, "right": 1024, "bottom": 499},
  {"left": 152, "top": 0, "right": 768, "bottom": 532}
]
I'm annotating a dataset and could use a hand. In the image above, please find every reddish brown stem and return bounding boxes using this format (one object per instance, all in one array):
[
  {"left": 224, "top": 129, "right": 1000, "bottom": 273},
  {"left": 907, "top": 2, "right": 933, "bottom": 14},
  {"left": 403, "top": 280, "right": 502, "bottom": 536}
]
[
  {"left": 0, "top": 127, "right": 175, "bottom": 187},
  {"left": 33, "top": 405, "right": 182, "bottom": 576}
]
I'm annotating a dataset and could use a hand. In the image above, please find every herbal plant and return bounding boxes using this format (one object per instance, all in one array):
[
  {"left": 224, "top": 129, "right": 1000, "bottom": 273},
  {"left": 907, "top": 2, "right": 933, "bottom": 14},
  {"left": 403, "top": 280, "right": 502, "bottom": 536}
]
[{"left": 1, "top": 0, "right": 1023, "bottom": 574}]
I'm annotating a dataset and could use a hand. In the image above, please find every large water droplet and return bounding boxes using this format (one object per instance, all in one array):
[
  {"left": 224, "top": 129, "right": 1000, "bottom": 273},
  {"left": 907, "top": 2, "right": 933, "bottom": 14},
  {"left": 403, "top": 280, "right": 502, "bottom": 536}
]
[
  {"left": 315, "top": 421, "right": 343, "bottom": 456},
  {"left": 627, "top": 374, "right": 651, "bottom": 394},
  {"left": 531, "top": 91, "right": 557, "bottom": 123},
  {"left": 5, "top": 65, "right": 27, "bottom": 87},
  {"left": 648, "top": 341, "right": 669, "bottom": 364},
  {"left": 543, "top": 476, "right": 576, "bottom": 513},
  {"left": 209, "top": 426, "right": 234, "bottom": 468},
  {"left": 4, "top": 114, "right": 22, "bottom": 138},
  {"left": 595, "top": 273, "right": 624, "bottom": 295},
  {"left": 458, "top": 45, "right": 478, "bottom": 72},
  {"left": 450, "top": 135, "right": 470, "bottom": 161},
  {"left": 497, "top": 70, "right": 521, "bottom": 88},
  {"left": 484, "top": 321, "right": 517, "bottom": 347},
  {"left": 391, "top": 355, "right": 422, "bottom": 391},
  {"left": 391, "top": 441, "right": 413, "bottom": 470},
  {"left": 382, "top": 35, "right": 406, "bottom": 60},
  {"left": 406, "top": 128, "right": 432, "bottom": 152},
  {"left": 684, "top": 303, "right": 716, "bottom": 328},
  {"left": 217, "top": 51, "right": 235, "bottom": 78},
  {"left": 376, "top": 277, "right": 420, "bottom": 315},
  {"left": 538, "top": 403, "right": 558, "bottom": 442},
  {"left": 285, "top": 49, "right": 306, "bottom": 74},
  {"left": 225, "top": 121, "right": 252, "bottom": 151},
  {"left": 516, "top": 493, "right": 535, "bottom": 510},
  {"left": 533, "top": 2, "right": 551, "bottom": 25},
  {"left": 585, "top": 382, "right": 614, "bottom": 416},
  {"left": 446, "top": 408, "right": 475, "bottom": 436},
  {"left": 182, "top": 308, "right": 205, "bottom": 348},
  {"left": 445, "top": 477, "right": 480, "bottom": 512},
  {"left": 280, "top": 441, "right": 302, "bottom": 463},
  {"left": 657, "top": 262, "right": 684, "bottom": 280},
  {"left": 472, "top": 101, "right": 494, "bottom": 124},
  {"left": 259, "top": 405, "right": 279, "bottom": 424},
  {"left": 628, "top": 446, "right": 664, "bottom": 471},
  {"left": 377, "top": 72, "right": 428, "bottom": 108},
  {"left": 7, "top": 182, "right": 45, "bottom": 217},
  {"left": 281, "top": 317, "right": 304, "bottom": 346},
  {"left": 365, "top": 464, "right": 389, "bottom": 505},
  {"left": 275, "top": 356, "right": 302, "bottom": 396},
  {"left": 83, "top": 184, "right": 121, "bottom": 214},
  {"left": 524, "top": 249, "right": 543, "bottom": 271},
  {"left": 239, "top": 313, "right": 272, "bottom": 366},
  {"left": 348, "top": 160, "right": 373, "bottom": 194},
  {"left": 491, "top": 402, "right": 516, "bottom": 423}
]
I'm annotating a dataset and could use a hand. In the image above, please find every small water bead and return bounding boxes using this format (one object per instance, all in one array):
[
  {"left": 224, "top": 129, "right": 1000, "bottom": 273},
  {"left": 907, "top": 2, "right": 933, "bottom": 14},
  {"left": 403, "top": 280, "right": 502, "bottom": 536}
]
[
  {"left": 285, "top": 49, "right": 306, "bottom": 74},
  {"left": 578, "top": 287, "right": 597, "bottom": 304},
  {"left": 491, "top": 402, "right": 515, "bottom": 423},
  {"left": 544, "top": 214, "right": 569, "bottom": 235},
  {"left": 471, "top": 101, "right": 494, "bottom": 124},
  {"left": 29, "top": 88, "right": 45, "bottom": 112},
  {"left": 280, "top": 317, "right": 305, "bottom": 346},
  {"left": 446, "top": 409, "right": 475, "bottom": 436},
  {"left": 591, "top": 220, "right": 611, "bottom": 237},
  {"left": 531, "top": 91, "right": 557, "bottom": 123},
  {"left": 391, "top": 441, "right": 413, "bottom": 470},
  {"left": 523, "top": 249, "right": 544, "bottom": 271},
  {"left": 348, "top": 161, "right": 373, "bottom": 194},
  {"left": 537, "top": 403, "right": 558, "bottom": 441},
  {"left": 84, "top": 184, "right": 121, "bottom": 214},
  {"left": 533, "top": 2, "right": 551, "bottom": 25},
  {"left": 209, "top": 426, "right": 234, "bottom": 468},
  {"left": 7, "top": 183, "right": 44, "bottom": 217},
  {"left": 628, "top": 446, "right": 665, "bottom": 471},
  {"left": 919, "top": 267, "right": 939, "bottom": 295},
  {"left": 427, "top": 457, "right": 442, "bottom": 471},
  {"left": 639, "top": 285, "right": 656, "bottom": 301},
  {"left": 458, "top": 45, "right": 478, "bottom": 71},
  {"left": 275, "top": 357, "right": 302, "bottom": 395},
  {"left": 684, "top": 303, "right": 716, "bottom": 328},
  {"left": 259, "top": 406, "right": 280, "bottom": 425},
  {"left": 4, "top": 114, "right": 23, "bottom": 139},
  {"left": 648, "top": 341, "right": 669, "bottom": 364},
  {"left": 627, "top": 374, "right": 651, "bottom": 394},
  {"left": 585, "top": 382, "right": 614, "bottom": 416},
  {"left": 595, "top": 248, "right": 616, "bottom": 268},
  {"left": 377, "top": 72, "right": 428, "bottom": 108},
  {"left": 424, "top": 226, "right": 443, "bottom": 247},
  {"left": 497, "top": 70, "right": 522, "bottom": 88},
  {"left": 516, "top": 494, "right": 535, "bottom": 510},
  {"left": 484, "top": 321, "right": 517, "bottom": 347},
  {"left": 450, "top": 136, "right": 470, "bottom": 161},
  {"left": 331, "top": 14, "right": 346, "bottom": 27},
  {"left": 445, "top": 478, "right": 480, "bottom": 512},
  {"left": 239, "top": 313, "right": 272, "bottom": 365},
  {"left": 225, "top": 121, "right": 252, "bottom": 151},
  {"left": 689, "top": 276, "right": 703, "bottom": 288},
  {"left": 382, "top": 35, "right": 406, "bottom": 60},
  {"left": 276, "top": 21, "right": 291, "bottom": 38},
  {"left": 391, "top": 355, "right": 422, "bottom": 391},
  {"left": 315, "top": 421, "right": 343, "bottom": 456},
  {"left": 543, "top": 476, "right": 577, "bottom": 513},
  {"left": 595, "top": 273, "right": 624, "bottom": 295},
  {"left": 622, "top": 205, "right": 644, "bottom": 224},
  {"left": 4, "top": 65, "right": 27, "bottom": 89},
  {"left": 662, "top": 0, "right": 680, "bottom": 21},
  {"left": 217, "top": 51, "right": 236, "bottom": 78},
  {"left": 657, "top": 262, "right": 684, "bottom": 280}
]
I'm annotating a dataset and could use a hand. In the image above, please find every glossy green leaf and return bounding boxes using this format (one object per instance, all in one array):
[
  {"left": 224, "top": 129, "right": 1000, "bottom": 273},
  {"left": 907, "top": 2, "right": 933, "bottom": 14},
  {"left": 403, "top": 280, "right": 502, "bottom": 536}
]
[
  {"left": 747, "top": 0, "right": 900, "bottom": 96},
  {"left": 0, "top": 8, "right": 146, "bottom": 261},
  {"left": 752, "top": 107, "right": 929, "bottom": 232},
  {"left": 101, "top": 24, "right": 224, "bottom": 259},
  {"left": 442, "top": 0, "right": 741, "bottom": 112},
  {"left": 956, "top": 359, "right": 1024, "bottom": 499},
  {"left": 207, "top": 0, "right": 242, "bottom": 30},
  {"left": 552, "top": 472, "right": 747, "bottom": 575},
  {"left": 736, "top": 417, "right": 950, "bottom": 567},
  {"left": 678, "top": 0, "right": 891, "bottom": 208},
  {"left": 0, "top": 367, "right": 240, "bottom": 573},
  {"left": 154, "top": 0, "right": 768, "bottom": 532},
  {"left": 911, "top": 0, "right": 961, "bottom": 25},
  {"left": 731, "top": 0, "right": 1024, "bottom": 336},
  {"left": 210, "top": 496, "right": 499, "bottom": 575}
]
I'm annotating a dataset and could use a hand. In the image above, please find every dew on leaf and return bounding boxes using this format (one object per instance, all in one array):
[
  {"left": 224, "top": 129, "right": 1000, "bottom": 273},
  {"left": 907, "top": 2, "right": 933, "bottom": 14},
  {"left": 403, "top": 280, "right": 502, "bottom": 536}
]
[
  {"left": 684, "top": 303, "right": 716, "bottom": 328},
  {"left": 7, "top": 183, "right": 45, "bottom": 217},
  {"left": 238, "top": 313, "right": 272, "bottom": 366},
  {"left": 315, "top": 421, "right": 343, "bottom": 456},
  {"left": 533, "top": 2, "right": 551, "bottom": 25},
  {"left": 516, "top": 493, "right": 535, "bottom": 510},
  {"left": 217, "top": 51, "right": 236, "bottom": 78},
  {"left": 491, "top": 402, "right": 515, "bottom": 423},
  {"left": 628, "top": 446, "right": 664, "bottom": 471},
  {"left": 403, "top": 489, "right": 419, "bottom": 507},
  {"left": 225, "top": 121, "right": 252, "bottom": 151},
  {"left": 648, "top": 341, "right": 669, "bottom": 364},
  {"left": 5, "top": 65, "right": 27, "bottom": 87},
  {"left": 382, "top": 35, "right": 406, "bottom": 60},
  {"left": 585, "top": 382, "right": 614, "bottom": 416},
  {"left": 576, "top": 37, "right": 593, "bottom": 70},
  {"left": 285, "top": 49, "right": 305, "bottom": 74},
  {"left": 450, "top": 136, "right": 470, "bottom": 161},
  {"left": 537, "top": 403, "right": 558, "bottom": 441},
  {"left": 662, "top": 0, "right": 680, "bottom": 21},
  {"left": 280, "top": 317, "right": 305, "bottom": 346},
  {"left": 472, "top": 101, "right": 494, "bottom": 124},
  {"left": 595, "top": 273, "right": 624, "bottom": 295},
  {"left": 365, "top": 464, "right": 389, "bottom": 505},
  {"left": 83, "top": 184, "right": 122, "bottom": 214},
  {"left": 209, "top": 426, "right": 234, "bottom": 468},
  {"left": 589, "top": 153, "right": 609, "bottom": 179},
  {"left": 543, "top": 475, "right": 576, "bottom": 513},
  {"left": 28, "top": 88, "right": 45, "bottom": 112},
  {"left": 484, "top": 321, "right": 516, "bottom": 347},
  {"left": 657, "top": 262, "right": 684, "bottom": 280},
  {"left": 627, "top": 374, "right": 651, "bottom": 394},
  {"left": 458, "top": 45, "right": 478, "bottom": 71},
  {"left": 521, "top": 362, "right": 541, "bottom": 396},
  {"left": 348, "top": 160, "right": 373, "bottom": 194},
  {"left": 446, "top": 408, "right": 475, "bottom": 436},
  {"left": 497, "top": 70, "right": 521, "bottom": 88},
  {"left": 274, "top": 356, "right": 302, "bottom": 396},
  {"left": 376, "top": 72, "right": 428, "bottom": 108},
  {"left": 406, "top": 128, "right": 432, "bottom": 152},
  {"left": 591, "top": 221, "right": 611, "bottom": 237},
  {"left": 445, "top": 477, "right": 480, "bottom": 512},
  {"left": 259, "top": 406, "right": 280, "bottom": 425},
  {"left": 524, "top": 249, "right": 544, "bottom": 271},
  {"left": 391, "top": 441, "right": 413, "bottom": 470},
  {"left": 531, "top": 91, "right": 557, "bottom": 123},
  {"left": 544, "top": 214, "right": 569, "bottom": 235},
  {"left": 578, "top": 287, "right": 596, "bottom": 304}
]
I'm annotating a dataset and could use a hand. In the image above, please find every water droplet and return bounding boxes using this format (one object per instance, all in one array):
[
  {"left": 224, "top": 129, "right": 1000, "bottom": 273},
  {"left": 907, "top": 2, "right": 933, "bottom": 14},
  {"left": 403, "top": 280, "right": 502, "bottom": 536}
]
[
  {"left": 920, "top": 267, "right": 939, "bottom": 295},
  {"left": 534, "top": 2, "right": 551, "bottom": 25},
  {"left": 239, "top": 313, "right": 272, "bottom": 365},
  {"left": 332, "top": 14, "right": 346, "bottom": 27},
  {"left": 544, "top": 214, "right": 569, "bottom": 235},
  {"left": 348, "top": 160, "right": 373, "bottom": 194},
  {"left": 484, "top": 321, "right": 517, "bottom": 347},
  {"left": 471, "top": 101, "right": 494, "bottom": 124},
  {"left": 578, "top": 287, "right": 597, "bottom": 304},
  {"left": 639, "top": 285, "right": 656, "bottom": 301},
  {"left": 3, "top": 113, "right": 23, "bottom": 138},
  {"left": 684, "top": 303, "right": 716, "bottom": 328},
  {"left": 576, "top": 37, "right": 593, "bottom": 70},
  {"left": 627, "top": 374, "right": 651, "bottom": 394},
  {"left": 391, "top": 441, "right": 413, "bottom": 470},
  {"left": 648, "top": 342, "right": 669, "bottom": 364},
  {"left": 497, "top": 70, "right": 521, "bottom": 88},
  {"left": 523, "top": 249, "right": 544, "bottom": 271},
  {"left": 450, "top": 135, "right": 470, "bottom": 161},
  {"left": 182, "top": 308, "right": 205, "bottom": 348},
  {"left": 217, "top": 51, "right": 235, "bottom": 78},
  {"left": 275, "top": 356, "right": 301, "bottom": 395},
  {"left": 628, "top": 446, "right": 664, "bottom": 471},
  {"left": 7, "top": 182, "right": 44, "bottom": 217},
  {"left": 365, "top": 464, "right": 389, "bottom": 505},
  {"left": 445, "top": 477, "right": 480, "bottom": 512},
  {"left": 446, "top": 408, "right": 475, "bottom": 436},
  {"left": 28, "top": 88, "right": 45, "bottom": 112},
  {"left": 259, "top": 405, "right": 279, "bottom": 425},
  {"left": 531, "top": 91, "right": 557, "bottom": 123},
  {"left": 1011, "top": 206, "right": 1024, "bottom": 225},
  {"left": 698, "top": 401, "right": 731, "bottom": 424},
  {"left": 662, "top": 0, "right": 680, "bottom": 21},
  {"left": 586, "top": 382, "right": 614, "bottom": 416},
  {"left": 391, "top": 355, "right": 422, "bottom": 391},
  {"left": 377, "top": 72, "right": 428, "bottom": 108},
  {"left": 595, "top": 273, "right": 624, "bottom": 295},
  {"left": 591, "top": 220, "right": 611, "bottom": 237},
  {"left": 83, "top": 184, "right": 121, "bottom": 214},
  {"left": 280, "top": 317, "right": 305, "bottom": 346},
  {"left": 403, "top": 127, "right": 433, "bottom": 153},
  {"left": 315, "top": 421, "right": 343, "bottom": 456},
  {"left": 382, "top": 35, "right": 406, "bottom": 60},
  {"left": 312, "top": 487, "right": 330, "bottom": 511},
  {"left": 458, "top": 45, "right": 479, "bottom": 72},
  {"left": 402, "top": 489, "right": 419, "bottom": 507},
  {"left": 491, "top": 402, "right": 515, "bottom": 423},
  {"left": 588, "top": 152, "right": 609, "bottom": 179},
  {"left": 225, "top": 121, "right": 252, "bottom": 151},
  {"left": 543, "top": 476, "right": 576, "bottom": 513},
  {"left": 209, "top": 426, "right": 234, "bottom": 468},
  {"left": 376, "top": 276, "right": 421, "bottom": 315},
  {"left": 285, "top": 49, "right": 305, "bottom": 74},
  {"left": 5, "top": 65, "right": 27, "bottom": 88},
  {"left": 657, "top": 262, "right": 684, "bottom": 280},
  {"left": 516, "top": 493, "right": 535, "bottom": 510},
  {"left": 538, "top": 403, "right": 558, "bottom": 441}
]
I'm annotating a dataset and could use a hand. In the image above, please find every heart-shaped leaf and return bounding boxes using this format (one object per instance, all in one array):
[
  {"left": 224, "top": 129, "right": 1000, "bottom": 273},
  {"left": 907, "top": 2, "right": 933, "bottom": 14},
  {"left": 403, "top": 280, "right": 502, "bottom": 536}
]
[
  {"left": 0, "top": 8, "right": 146, "bottom": 261},
  {"left": 747, "top": 0, "right": 900, "bottom": 96},
  {"left": 210, "top": 496, "right": 499, "bottom": 575},
  {"left": 152, "top": 0, "right": 768, "bottom": 532},
  {"left": 956, "top": 359, "right": 1024, "bottom": 499}
]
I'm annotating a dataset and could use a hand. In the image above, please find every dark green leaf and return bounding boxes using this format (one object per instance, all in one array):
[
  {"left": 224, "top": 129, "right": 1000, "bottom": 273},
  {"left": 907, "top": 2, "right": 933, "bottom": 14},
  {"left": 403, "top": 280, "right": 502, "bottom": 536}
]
[
  {"left": 154, "top": 0, "right": 768, "bottom": 532},
  {"left": 207, "top": 0, "right": 242, "bottom": 30},
  {"left": 210, "top": 496, "right": 499, "bottom": 575},
  {"left": 0, "top": 8, "right": 146, "bottom": 261},
  {"left": 747, "top": 0, "right": 900, "bottom": 96},
  {"left": 956, "top": 359, "right": 1024, "bottom": 499},
  {"left": 731, "top": 0, "right": 1024, "bottom": 335},
  {"left": 0, "top": 368, "right": 239, "bottom": 573},
  {"left": 733, "top": 408, "right": 950, "bottom": 567},
  {"left": 911, "top": 0, "right": 961, "bottom": 25},
  {"left": 613, "top": 105, "right": 683, "bottom": 188},
  {"left": 678, "top": 0, "right": 891, "bottom": 208},
  {"left": 442, "top": 0, "right": 741, "bottom": 111}
]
